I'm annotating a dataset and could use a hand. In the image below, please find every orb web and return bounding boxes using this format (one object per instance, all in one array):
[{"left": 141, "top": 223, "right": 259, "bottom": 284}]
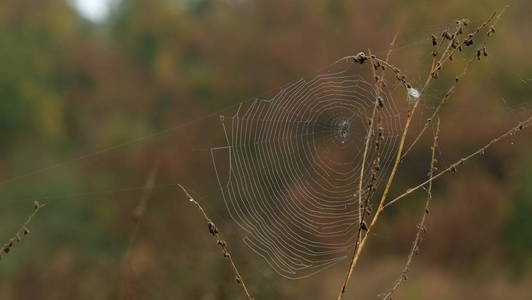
[{"left": 211, "top": 63, "right": 402, "bottom": 279}]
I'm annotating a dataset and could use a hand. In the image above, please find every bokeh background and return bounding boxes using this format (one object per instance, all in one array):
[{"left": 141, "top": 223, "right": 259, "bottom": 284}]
[{"left": 0, "top": 0, "right": 531, "bottom": 299}]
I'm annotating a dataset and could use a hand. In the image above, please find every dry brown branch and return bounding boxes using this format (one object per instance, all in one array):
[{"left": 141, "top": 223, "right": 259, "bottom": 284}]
[
  {"left": 0, "top": 201, "right": 45, "bottom": 262},
  {"left": 178, "top": 184, "right": 253, "bottom": 300},
  {"left": 382, "top": 119, "right": 440, "bottom": 300},
  {"left": 385, "top": 115, "right": 532, "bottom": 209}
]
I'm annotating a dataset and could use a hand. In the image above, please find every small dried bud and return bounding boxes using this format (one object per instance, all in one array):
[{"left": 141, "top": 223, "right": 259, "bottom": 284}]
[
  {"left": 431, "top": 34, "right": 437, "bottom": 46},
  {"left": 377, "top": 96, "right": 384, "bottom": 108},
  {"left": 360, "top": 221, "right": 368, "bottom": 231},
  {"left": 451, "top": 40, "right": 459, "bottom": 49},
  {"left": 208, "top": 222, "right": 218, "bottom": 236},
  {"left": 464, "top": 35, "right": 474, "bottom": 46},
  {"left": 488, "top": 26, "right": 496, "bottom": 37},
  {"left": 351, "top": 52, "right": 368, "bottom": 64}
]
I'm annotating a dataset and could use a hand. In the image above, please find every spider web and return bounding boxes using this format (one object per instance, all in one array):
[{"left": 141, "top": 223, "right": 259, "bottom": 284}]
[{"left": 211, "top": 61, "right": 402, "bottom": 279}]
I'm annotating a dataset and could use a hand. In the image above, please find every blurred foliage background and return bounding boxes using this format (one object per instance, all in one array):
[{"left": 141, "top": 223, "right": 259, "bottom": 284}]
[{"left": 0, "top": 0, "right": 531, "bottom": 299}]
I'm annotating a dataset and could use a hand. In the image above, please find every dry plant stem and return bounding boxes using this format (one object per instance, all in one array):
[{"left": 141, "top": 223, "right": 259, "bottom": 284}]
[
  {"left": 337, "top": 93, "right": 419, "bottom": 300},
  {"left": 119, "top": 164, "right": 159, "bottom": 300},
  {"left": 337, "top": 15, "right": 489, "bottom": 299},
  {"left": 178, "top": 184, "right": 253, "bottom": 300},
  {"left": 385, "top": 115, "right": 532, "bottom": 209},
  {"left": 430, "top": 12, "right": 497, "bottom": 80},
  {"left": 402, "top": 9, "right": 506, "bottom": 159},
  {"left": 337, "top": 34, "right": 398, "bottom": 300},
  {"left": 0, "top": 201, "right": 44, "bottom": 261},
  {"left": 382, "top": 119, "right": 440, "bottom": 300},
  {"left": 338, "top": 67, "right": 424, "bottom": 300},
  {"left": 401, "top": 86, "right": 455, "bottom": 160},
  {"left": 357, "top": 49, "right": 382, "bottom": 229}
]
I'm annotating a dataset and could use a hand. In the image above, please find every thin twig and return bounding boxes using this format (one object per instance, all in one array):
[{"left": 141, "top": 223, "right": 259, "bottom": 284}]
[
  {"left": 337, "top": 33, "right": 398, "bottom": 300},
  {"left": 401, "top": 85, "right": 455, "bottom": 161},
  {"left": 382, "top": 119, "right": 440, "bottom": 300},
  {"left": 401, "top": 8, "right": 506, "bottom": 159},
  {"left": 385, "top": 115, "right": 532, "bottom": 209},
  {"left": 0, "top": 201, "right": 45, "bottom": 261},
  {"left": 357, "top": 49, "right": 382, "bottom": 232},
  {"left": 178, "top": 184, "right": 253, "bottom": 300},
  {"left": 119, "top": 164, "right": 159, "bottom": 300}
]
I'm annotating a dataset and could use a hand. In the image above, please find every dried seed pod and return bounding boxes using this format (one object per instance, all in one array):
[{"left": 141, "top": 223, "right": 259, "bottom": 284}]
[
  {"left": 360, "top": 221, "right": 368, "bottom": 231},
  {"left": 377, "top": 96, "right": 384, "bottom": 108},
  {"left": 208, "top": 222, "right": 218, "bottom": 236},
  {"left": 431, "top": 34, "right": 438, "bottom": 46},
  {"left": 351, "top": 52, "right": 368, "bottom": 64},
  {"left": 488, "top": 26, "right": 496, "bottom": 37}
]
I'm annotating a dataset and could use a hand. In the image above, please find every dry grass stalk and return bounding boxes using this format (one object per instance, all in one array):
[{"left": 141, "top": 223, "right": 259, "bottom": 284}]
[
  {"left": 356, "top": 48, "right": 387, "bottom": 233},
  {"left": 337, "top": 9, "right": 508, "bottom": 299},
  {"left": 401, "top": 9, "right": 506, "bottom": 160},
  {"left": 0, "top": 201, "right": 45, "bottom": 262},
  {"left": 338, "top": 35, "right": 398, "bottom": 299},
  {"left": 382, "top": 119, "right": 440, "bottom": 300},
  {"left": 384, "top": 115, "right": 532, "bottom": 209},
  {"left": 401, "top": 86, "right": 454, "bottom": 160},
  {"left": 178, "top": 184, "right": 253, "bottom": 300}
]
